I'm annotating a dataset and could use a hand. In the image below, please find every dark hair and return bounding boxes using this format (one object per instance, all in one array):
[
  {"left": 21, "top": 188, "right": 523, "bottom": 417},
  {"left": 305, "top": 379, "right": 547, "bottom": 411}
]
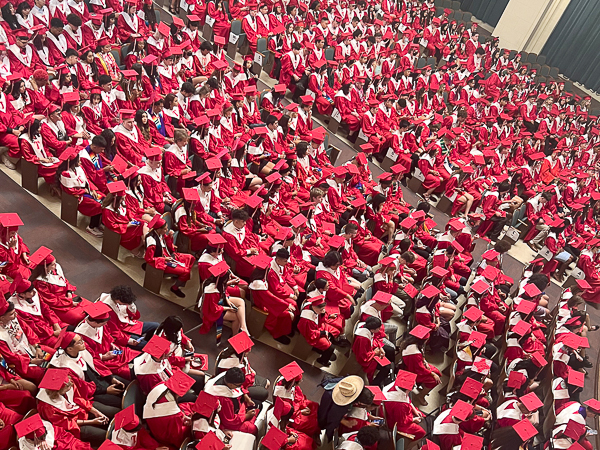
[
  {"left": 364, "top": 316, "right": 381, "bottom": 330},
  {"left": 101, "top": 129, "right": 117, "bottom": 159},
  {"left": 356, "top": 426, "right": 380, "bottom": 446},
  {"left": 224, "top": 367, "right": 245, "bottom": 384},
  {"left": 291, "top": 42, "right": 301, "bottom": 50},
  {"left": 276, "top": 248, "right": 290, "bottom": 259},
  {"left": 232, "top": 209, "right": 249, "bottom": 221},
  {"left": 91, "top": 135, "right": 107, "bottom": 149},
  {"left": 66, "top": 13, "right": 82, "bottom": 27},
  {"left": 181, "top": 82, "right": 195, "bottom": 94},
  {"left": 98, "top": 74, "right": 112, "bottom": 86},
  {"left": 65, "top": 48, "right": 79, "bottom": 59},
  {"left": 323, "top": 251, "right": 342, "bottom": 268},
  {"left": 355, "top": 387, "right": 374, "bottom": 406},
  {"left": 1, "top": 4, "right": 20, "bottom": 29},
  {"left": 50, "top": 17, "right": 63, "bottom": 29},
  {"left": 152, "top": 316, "right": 184, "bottom": 343},
  {"left": 109, "top": 285, "right": 137, "bottom": 304}
]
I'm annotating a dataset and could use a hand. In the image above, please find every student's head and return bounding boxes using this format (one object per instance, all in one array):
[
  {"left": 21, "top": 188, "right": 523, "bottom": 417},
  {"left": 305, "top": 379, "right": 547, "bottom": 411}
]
[
  {"left": 354, "top": 387, "right": 374, "bottom": 407},
  {"left": 173, "top": 129, "right": 188, "bottom": 148},
  {"left": 291, "top": 42, "right": 301, "bottom": 54},
  {"left": 99, "top": 74, "right": 112, "bottom": 91},
  {"left": 323, "top": 251, "right": 343, "bottom": 270},
  {"left": 363, "top": 316, "right": 382, "bottom": 331},
  {"left": 275, "top": 248, "right": 290, "bottom": 267},
  {"left": 231, "top": 209, "right": 249, "bottom": 229},
  {"left": 540, "top": 191, "right": 553, "bottom": 204},
  {"left": 65, "top": 48, "right": 79, "bottom": 66},
  {"left": 109, "top": 285, "right": 137, "bottom": 305},
  {"left": 310, "top": 187, "right": 324, "bottom": 203},
  {"left": 50, "top": 17, "right": 64, "bottom": 35},
  {"left": 66, "top": 13, "right": 81, "bottom": 31},
  {"left": 343, "top": 223, "right": 358, "bottom": 239},
  {"left": 224, "top": 367, "right": 245, "bottom": 388}
]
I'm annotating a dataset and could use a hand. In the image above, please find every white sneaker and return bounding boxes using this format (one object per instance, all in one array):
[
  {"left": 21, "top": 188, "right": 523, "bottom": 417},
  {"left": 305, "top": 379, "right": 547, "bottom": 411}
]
[
  {"left": 2, "top": 153, "right": 16, "bottom": 170},
  {"left": 86, "top": 226, "right": 104, "bottom": 237}
]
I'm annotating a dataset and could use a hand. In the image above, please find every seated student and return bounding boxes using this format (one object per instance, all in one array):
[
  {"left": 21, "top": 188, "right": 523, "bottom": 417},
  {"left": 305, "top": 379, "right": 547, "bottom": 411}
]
[
  {"left": 8, "top": 277, "right": 64, "bottom": 348},
  {"left": 133, "top": 335, "right": 176, "bottom": 396},
  {"left": 99, "top": 285, "right": 159, "bottom": 350},
  {"left": 138, "top": 146, "right": 175, "bottom": 214},
  {"left": 36, "top": 368, "right": 111, "bottom": 447},
  {"left": 0, "top": 296, "right": 51, "bottom": 382},
  {"left": 57, "top": 147, "right": 104, "bottom": 238},
  {"left": 74, "top": 302, "right": 140, "bottom": 381},
  {"left": 198, "top": 260, "right": 248, "bottom": 336},
  {"left": 14, "top": 413, "right": 93, "bottom": 450},
  {"left": 215, "top": 333, "right": 270, "bottom": 403},
  {"left": 0, "top": 213, "right": 32, "bottom": 281},
  {"left": 19, "top": 118, "right": 61, "bottom": 190},
  {"left": 110, "top": 405, "right": 163, "bottom": 450},
  {"left": 248, "top": 253, "right": 297, "bottom": 345},
  {"left": 143, "top": 371, "right": 196, "bottom": 448},
  {"left": 32, "top": 251, "right": 87, "bottom": 326},
  {"left": 316, "top": 250, "right": 361, "bottom": 320},
  {"left": 353, "top": 317, "right": 394, "bottom": 387},
  {"left": 0, "top": 360, "right": 36, "bottom": 415},
  {"left": 204, "top": 367, "right": 260, "bottom": 436},
  {"left": 49, "top": 330, "right": 127, "bottom": 412},
  {"left": 144, "top": 215, "right": 196, "bottom": 298},
  {"left": 297, "top": 294, "right": 345, "bottom": 367},
  {"left": 222, "top": 208, "right": 269, "bottom": 279},
  {"left": 273, "top": 362, "right": 320, "bottom": 437},
  {"left": 383, "top": 370, "right": 427, "bottom": 442}
]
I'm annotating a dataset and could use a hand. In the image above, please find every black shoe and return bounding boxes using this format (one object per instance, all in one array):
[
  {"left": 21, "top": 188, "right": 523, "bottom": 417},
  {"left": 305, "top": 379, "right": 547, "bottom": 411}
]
[
  {"left": 274, "top": 335, "right": 291, "bottom": 345},
  {"left": 171, "top": 286, "right": 186, "bottom": 298},
  {"left": 329, "top": 353, "right": 337, "bottom": 362},
  {"left": 316, "top": 357, "right": 331, "bottom": 366},
  {"left": 333, "top": 335, "right": 351, "bottom": 348},
  {"left": 287, "top": 329, "right": 296, "bottom": 338},
  {"left": 141, "top": 262, "right": 147, "bottom": 271},
  {"left": 583, "top": 358, "right": 593, "bottom": 368}
]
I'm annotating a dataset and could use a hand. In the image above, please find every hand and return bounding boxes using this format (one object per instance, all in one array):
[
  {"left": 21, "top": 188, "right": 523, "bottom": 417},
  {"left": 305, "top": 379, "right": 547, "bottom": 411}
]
[
  {"left": 182, "top": 416, "right": 192, "bottom": 426},
  {"left": 107, "top": 384, "right": 124, "bottom": 395},
  {"left": 245, "top": 409, "right": 256, "bottom": 420},
  {"left": 301, "top": 407, "right": 311, "bottom": 415},
  {"left": 35, "top": 347, "right": 44, "bottom": 359},
  {"left": 0, "top": 418, "right": 4, "bottom": 430},
  {"left": 53, "top": 328, "right": 61, "bottom": 337},
  {"left": 90, "top": 416, "right": 108, "bottom": 426},
  {"left": 433, "top": 373, "right": 442, "bottom": 385},
  {"left": 12, "top": 129, "right": 21, "bottom": 136},
  {"left": 8, "top": 236, "right": 17, "bottom": 248}
]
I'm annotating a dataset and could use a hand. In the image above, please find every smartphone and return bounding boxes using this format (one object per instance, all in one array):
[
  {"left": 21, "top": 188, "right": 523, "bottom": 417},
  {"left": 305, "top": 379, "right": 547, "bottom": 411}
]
[
  {"left": 112, "top": 350, "right": 123, "bottom": 355},
  {"left": 371, "top": 418, "right": 384, "bottom": 426},
  {"left": 184, "top": 351, "right": 194, "bottom": 357},
  {"left": 305, "top": 233, "right": 313, "bottom": 240},
  {"left": 135, "top": 336, "right": 145, "bottom": 343},
  {"left": 130, "top": 220, "right": 140, "bottom": 226},
  {"left": 0, "top": 261, "right": 7, "bottom": 267}
]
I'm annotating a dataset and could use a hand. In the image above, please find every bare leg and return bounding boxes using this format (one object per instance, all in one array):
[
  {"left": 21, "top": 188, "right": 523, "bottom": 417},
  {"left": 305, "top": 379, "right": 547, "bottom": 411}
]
[
  {"left": 463, "top": 193, "right": 475, "bottom": 217},
  {"left": 228, "top": 297, "right": 248, "bottom": 333},
  {"left": 385, "top": 220, "right": 396, "bottom": 246},
  {"left": 223, "top": 310, "right": 240, "bottom": 333}
]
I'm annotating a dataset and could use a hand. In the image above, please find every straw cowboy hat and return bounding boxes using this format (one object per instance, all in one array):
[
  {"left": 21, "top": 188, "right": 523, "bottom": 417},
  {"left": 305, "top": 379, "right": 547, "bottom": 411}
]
[{"left": 332, "top": 376, "right": 364, "bottom": 406}]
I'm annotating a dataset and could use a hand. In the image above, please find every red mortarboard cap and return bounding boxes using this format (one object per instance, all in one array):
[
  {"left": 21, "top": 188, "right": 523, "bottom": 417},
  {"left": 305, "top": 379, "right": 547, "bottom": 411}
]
[
  {"left": 187, "top": 14, "right": 201, "bottom": 21},
  {"left": 39, "top": 368, "right": 69, "bottom": 390},
  {"left": 481, "top": 249, "right": 500, "bottom": 261},
  {"left": 481, "top": 265, "right": 500, "bottom": 281},
  {"left": 529, "top": 152, "right": 545, "bottom": 160},
  {"left": 209, "top": 260, "right": 230, "bottom": 278},
  {"left": 14, "top": 413, "right": 46, "bottom": 439},
  {"left": 172, "top": 16, "right": 185, "bottom": 27},
  {"left": 214, "top": 35, "right": 226, "bottom": 45},
  {"left": 114, "top": 405, "right": 140, "bottom": 431},
  {"left": 451, "top": 240, "right": 464, "bottom": 252},
  {"left": 514, "top": 418, "right": 538, "bottom": 442},
  {"left": 332, "top": 166, "right": 347, "bottom": 178},
  {"left": 273, "top": 396, "right": 289, "bottom": 420},
  {"left": 121, "top": 69, "right": 139, "bottom": 79},
  {"left": 567, "top": 367, "right": 585, "bottom": 387},
  {"left": 472, "top": 357, "right": 491, "bottom": 375},
  {"left": 290, "top": 214, "right": 307, "bottom": 228},
  {"left": 245, "top": 194, "right": 263, "bottom": 209},
  {"left": 584, "top": 398, "right": 600, "bottom": 413},
  {"left": 421, "top": 285, "right": 441, "bottom": 298},
  {"left": 351, "top": 197, "right": 367, "bottom": 208},
  {"left": 576, "top": 279, "right": 591, "bottom": 290},
  {"left": 108, "top": 180, "right": 127, "bottom": 194},
  {"left": 28, "top": 246, "right": 53, "bottom": 269},
  {"left": 394, "top": 369, "right": 417, "bottom": 390},
  {"left": 469, "top": 330, "right": 487, "bottom": 349},
  {"left": 322, "top": 222, "right": 336, "bottom": 235},
  {"left": 143, "top": 334, "right": 171, "bottom": 359},
  {"left": 460, "top": 377, "right": 484, "bottom": 400},
  {"left": 165, "top": 370, "right": 195, "bottom": 396},
  {"left": 430, "top": 266, "right": 449, "bottom": 278},
  {"left": 182, "top": 188, "right": 201, "bottom": 202},
  {"left": 512, "top": 319, "right": 531, "bottom": 337},
  {"left": 195, "top": 173, "right": 211, "bottom": 184},
  {"left": 274, "top": 84, "right": 287, "bottom": 93},
  {"left": 193, "top": 391, "right": 219, "bottom": 417},
  {"left": 212, "top": 60, "right": 228, "bottom": 70},
  {"left": 448, "top": 220, "right": 466, "bottom": 231},
  {"left": 84, "top": 301, "right": 111, "bottom": 320},
  {"left": 328, "top": 235, "right": 345, "bottom": 249},
  {"left": 157, "top": 22, "right": 170, "bottom": 36},
  {"left": 62, "top": 90, "right": 80, "bottom": 104},
  {"left": 247, "top": 253, "right": 273, "bottom": 270},
  {"left": 262, "top": 426, "right": 288, "bottom": 450},
  {"left": 372, "top": 291, "right": 392, "bottom": 305},
  {"left": 206, "top": 234, "right": 227, "bottom": 246},
  {"left": 403, "top": 284, "right": 418, "bottom": 299},
  {"left": 141, "top": 54, "right": 158, "bottom": 65},
  {"left": 117, "top": 107, "right": 136, "bottom": 120},
  {"left": 520, "top": 392, "right": 543, "bottom": 412},
  {"left": 516, "top": 299, "right": 536, "bottom": 315},
  {"left": 279, "top": 361, "right": 303, "bottom": 381},
  {"left": 144, "top": 147, "right": 162, "bottom": 158},
  {"left": 59, "top": 147, "right": 78, "bottom": 162},
  {"left": 450, "top": 400, "right": 473, "bottom": 421},
  {"left": 265, "top": 172, "right": 282, "bottom": 184},
  {"left": 196, "top": 431, "right": 225, "bottom": 450},
  {"left": 228, "top": 331, "right": 254, "bottom": 354},
  {"left": 205, "top": 157, "right": 222, "bottom": 170},
  {"left": 378, "top": 256, "right": 396, "bottom": 266},
  {"left": 563, "top": 420, "right": 586, "bottom": 441},
  {"left": 562, "top": 332, "right": 582, "bottom": 349},
  {"left": 399, "top": 217, "right": 417, "bottom": 229},
  {"left": 409, "top": 325, "right": 431, "bottom": 339},
  {"left": 123, "top": 165, "right": 140, "bottom": 178},
  {"left": 531, "top": 351, "right": 547, "bottom": 368},
  {"left": 507, "top": 370, "right": 526, "bottom": 389},
  {"left": 463, "top": 306, "right": 483, "bottom": 322},
  {"left": 366, "top": 385, "right": 386, "bottom": 402},
  {"left": 99, "top": 441, "right": 122, "bottom": 450}
]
